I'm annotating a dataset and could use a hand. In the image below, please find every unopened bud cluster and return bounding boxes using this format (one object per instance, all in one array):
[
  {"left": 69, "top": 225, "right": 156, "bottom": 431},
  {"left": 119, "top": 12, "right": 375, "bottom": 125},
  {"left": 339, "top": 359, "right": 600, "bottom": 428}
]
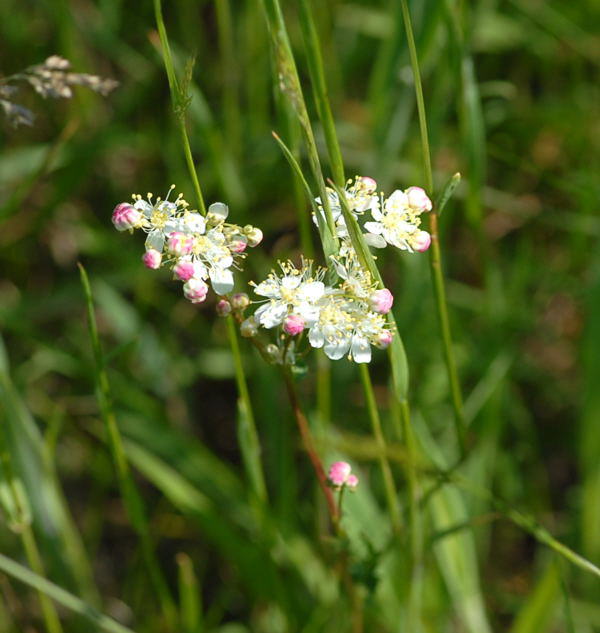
[{"left": 327, "top": 461, "right": 359, "bottom": 490}]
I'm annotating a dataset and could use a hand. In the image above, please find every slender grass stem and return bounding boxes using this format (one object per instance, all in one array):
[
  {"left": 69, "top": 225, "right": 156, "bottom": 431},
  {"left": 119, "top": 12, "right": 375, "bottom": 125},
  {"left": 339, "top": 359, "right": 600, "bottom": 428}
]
[
  {"left": 398, "top": 0, "right": 466, "bottom": 453},
  {"left": 0, "top": 552, "right": 135, "bottom": 633},
  {"left": 78, "top": 264, "right": 177, "bottom": 631},
  {"left": 154, "top": 0, "right": 206, "bottom": 215},
  {"left": 282, "top": 368, "right": 338, "bottom": 527},
  {"left": 358, "top": 365, "right": 402, "bottom": 533},
  {"left": 20, "top": 528, "right": 64, "bottom": 633},
  {"left": 225, "top": 315, "right": 268, "bottom": 503},
  {"left": 298, "top": 0, "right": 345, "bottom": 186},
  {"left": 0, "top": 448, "right": 63, "bottom": 633},
  {"left": 155, "top": 0, "right": 265, "bottom": 509}
]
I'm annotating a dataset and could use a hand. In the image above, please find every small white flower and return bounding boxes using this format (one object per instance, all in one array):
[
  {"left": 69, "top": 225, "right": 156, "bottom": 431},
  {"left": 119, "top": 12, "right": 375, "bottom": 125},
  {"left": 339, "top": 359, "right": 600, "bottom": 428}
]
[
  {"left": 313, "top": 176, "right": 380, "bottom": 238},
  {"left": 364, "top": 187, "right": 430, "bottom": 252},
  {"left": 307, "top": 295, "right": 391, "bottom": 364},
  {"left": 252, "top": 260, "right": 327, "bottom": 329}
]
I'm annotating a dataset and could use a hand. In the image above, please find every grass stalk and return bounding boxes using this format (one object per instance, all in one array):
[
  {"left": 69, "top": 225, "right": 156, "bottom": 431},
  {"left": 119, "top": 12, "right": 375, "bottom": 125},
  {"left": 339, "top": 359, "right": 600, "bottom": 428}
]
[
  {"left": 156, "top": 0, "right": 266, "bottom": 509},
  {"left": 78, "top": 264, "right": 178, "bottom": 631},
  {"left": 259, "top": 0, "right": 338, "bottom": 255},
  {"left": 358, "top": 365, "right": 402, "bottom": 532},
  {"left": 154, "top": 0, "right": 206, "bottom": 214},
  {"left": 0, "top": 552, "right": 135, "bottom": 633},
  {"left": 298, "top": 0, "right": 345, "bottom": 186},
  {"left": 0, "top": 449, "right": 63, "bottom": 633},
  {"left": 225, "top": 314, "right": 268, "bottom": 503},
  {"left": 398, "top": 0, "right": 466, "bottom": 452}
]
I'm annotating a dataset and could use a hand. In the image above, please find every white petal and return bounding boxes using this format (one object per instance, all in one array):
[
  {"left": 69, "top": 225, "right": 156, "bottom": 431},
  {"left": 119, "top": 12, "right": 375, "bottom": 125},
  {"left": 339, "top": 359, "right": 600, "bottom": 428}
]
[
  {"left": 297, "top": 281, "right": 324, "bottom": 302},
  {"left": 134, "top": 200, "right": 153, "bottom": 215},
  {"left": 209, "top": 268, "right": 234, "bottom": 295},
  {"left": 364, "top": 233, "right": 387, "bottom": 248},
  {"left": 255, "top": 302, "right": 287, "bottom": 328},
  {"left": 145, "top": 230, "right": 165, "bottom": 252},
  {"left": 193, "top": 261, "right": 208, "bottom": 279},
  {"left": 371, "top": 206, "right": 383, "bottom": 221},
  {"left": 308, "top": 327, "right": 325, "bottom": 349},
  {"left": 324, "top": 337, "right": 351, "bottom": 360},
  {"left": 297, "top": 303, "right": 320, "bottom": 327},
  {"left": 351, "top": 335, "right": 372, "bottom": 363},
  {"left": 254, "top": 279, "right": 280, "bottom": 298},
  {"left": 364, "top": 221, "right": 383, "bottom": 235},
  {"left": 281, "top": 275, "right": 302, "bottom": 290},
  {"left": 208, "top": 202, "right": 229, "bottom": 219}
]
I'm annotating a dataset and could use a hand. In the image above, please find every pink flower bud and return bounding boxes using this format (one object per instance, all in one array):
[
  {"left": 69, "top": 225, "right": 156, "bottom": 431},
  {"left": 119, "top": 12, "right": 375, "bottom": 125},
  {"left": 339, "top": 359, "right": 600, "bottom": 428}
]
[
  {"left": 346, "top": 474, "right": 359, "bottom": 490},
  {"left": 369, "top": 288, "right": 394, "bottom": 314},
  {"left": 167, "top": 232, "right": 193, "bottom": 256},
  {"left": 328, "top": 461, "right": 352, "bottom": 487},
  {"left": 405, "top": 186, "right": 432, "bottom": 213},
  {"left": 361, "top": 176, "right": 377, "bottom": 193},
  {"left": 183, "top": 278, "right": 208, "bottom": 304},
  {"left": 216, "top": 299, "right": 232, "bottom": 316},
  {"left": 174, "top": 261, "right": 195, "bottom": 281},
  {"left": 231, "top": 293, "right": 250, "bottom": 310},
  {"left": 376, "top": 330, "right": 393, "bottom": 349},
  {"left": 283, "top": 314, "right": 305, "bottom": 336},
  {"left": 142, "top": 249, "right": 162, "bottom": 269},
  {"left": 229, "top": 240, "right": 247, "bottom": 254},
  {"left": 112, "top": 202, "right": 142, "bottom": 231},
  {"left": 413, "top": 230, "right": 431, "bottom": 253}
]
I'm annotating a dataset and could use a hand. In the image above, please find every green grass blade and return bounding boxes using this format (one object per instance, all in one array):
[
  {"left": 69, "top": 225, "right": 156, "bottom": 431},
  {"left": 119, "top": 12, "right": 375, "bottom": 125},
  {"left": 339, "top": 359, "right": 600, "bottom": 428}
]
[
  {"left": 0, "top": 552, "right": 135, "bottom": 633},
  {"left": 298, "top": 0, "right": 345, "bottom": 186},
  {"left": 176, "top": 553, "right": 203, "bottom": 633},
  {"left": 510, "top": 562, "right": 560, "bottom": 633},
  {"left": 78, "top": 264, "right": 178, "bottom": 630}
]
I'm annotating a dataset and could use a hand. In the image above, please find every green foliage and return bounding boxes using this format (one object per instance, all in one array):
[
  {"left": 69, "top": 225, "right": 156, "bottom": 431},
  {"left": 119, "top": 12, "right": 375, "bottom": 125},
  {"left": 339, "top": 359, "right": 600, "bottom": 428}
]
[{"left": 0, "top": 0, "right": 598, "bottom": 631}]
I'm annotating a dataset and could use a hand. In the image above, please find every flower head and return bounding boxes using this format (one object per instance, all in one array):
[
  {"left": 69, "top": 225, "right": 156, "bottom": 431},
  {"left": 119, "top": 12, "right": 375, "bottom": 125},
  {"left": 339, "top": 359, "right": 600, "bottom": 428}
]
[
  {"left": 112, "top": 185, "right": 262, "bottom": 304},
  {"left": 364, "top": 187, "right": 432, "bottom": 252},
  {"left": 313, "top": 176, "right": 380, "bottom": 238},
  {"left": 328, "top": 461, "right": 358, "bottom": 490},
  {"left": 251, "top": 259, "right": 327, "bottom": 329}
]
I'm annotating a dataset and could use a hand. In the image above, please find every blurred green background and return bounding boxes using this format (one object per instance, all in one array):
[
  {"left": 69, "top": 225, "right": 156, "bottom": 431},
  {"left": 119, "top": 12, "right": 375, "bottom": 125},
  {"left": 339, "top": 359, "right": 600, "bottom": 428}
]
[{"left": 0, "top": 0, "right": 599, "bottom": 631}]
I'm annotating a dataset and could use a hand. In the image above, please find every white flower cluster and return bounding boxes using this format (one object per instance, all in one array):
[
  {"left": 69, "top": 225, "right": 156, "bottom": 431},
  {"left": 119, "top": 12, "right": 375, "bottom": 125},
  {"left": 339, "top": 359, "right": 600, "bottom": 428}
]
[
  {"left": 111, "top": 186, "right": 262, "bottom": 303},
  {"left": 314, "top": 176, "right": 432, "bottom": 253},
  {"left": 245, "top": 252, "right": 394, "bottom": 364}
]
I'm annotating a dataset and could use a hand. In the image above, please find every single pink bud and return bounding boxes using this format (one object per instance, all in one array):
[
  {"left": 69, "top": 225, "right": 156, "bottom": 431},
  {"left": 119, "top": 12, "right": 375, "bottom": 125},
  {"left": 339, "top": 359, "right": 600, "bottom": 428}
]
[
  {"left": 229, "top": 240, "right": 247, "bottom": 254},
  {"left": 346, "top": 474, "right": 359, "bottom": 489},
  {"left": 183, "top": 278, "right": 208, "bottom": 304},
  {"left": 216, "top": 299, "right": 232, "bottom": 316},
  {"left": 112, "top": 202, "right": 142, "bottom": 231},
  {"left": 413, "top": 230, "right": 432, "bottom": 252},
  {"left": 283, "top": 314, "right": 305, "bottom": 336},
  {"left": 377, "top": 330, "right": 393, "bottom": 349},
  {"left": 174, "top": 261, "right": 195, "bottom": 281},
  {"left": 167, "top": 232, "right": 193, "bottom": 256},
  {"left": 369, "top": 288, "right": 394, "bottom": 314},
  {"left": 142, "top": 249, "right": 162, "bottom": 269},
  {"left": 361, "top": 176, "right": 377, "bottom": 193},
  {"left": 405, "top": 186, "right": 432, "bottom": 213},
  {"left": 328, "top": 461, "right": 352, "bottom": 487}
]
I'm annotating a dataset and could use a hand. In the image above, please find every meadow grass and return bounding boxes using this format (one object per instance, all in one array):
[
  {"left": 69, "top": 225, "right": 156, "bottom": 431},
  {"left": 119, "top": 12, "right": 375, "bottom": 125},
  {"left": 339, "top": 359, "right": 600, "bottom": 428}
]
[{"left": 0, "top": 0, "right": 599, "bottom": 631}]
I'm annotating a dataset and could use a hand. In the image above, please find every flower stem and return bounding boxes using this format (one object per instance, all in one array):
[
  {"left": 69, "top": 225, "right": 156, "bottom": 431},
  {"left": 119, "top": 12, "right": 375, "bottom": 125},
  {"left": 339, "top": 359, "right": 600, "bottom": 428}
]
[
  {"left": 398, "top": 0, "right": 466, "bottom": 454},
  {"left": 225, "top": 315, "right": 268, "bottom": 503},
  {"left": 282, "top": 368, "right": 338, "bottom": 527},
  {"left": 358, "top": 365, "right": 402, "bottom": 533}
]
